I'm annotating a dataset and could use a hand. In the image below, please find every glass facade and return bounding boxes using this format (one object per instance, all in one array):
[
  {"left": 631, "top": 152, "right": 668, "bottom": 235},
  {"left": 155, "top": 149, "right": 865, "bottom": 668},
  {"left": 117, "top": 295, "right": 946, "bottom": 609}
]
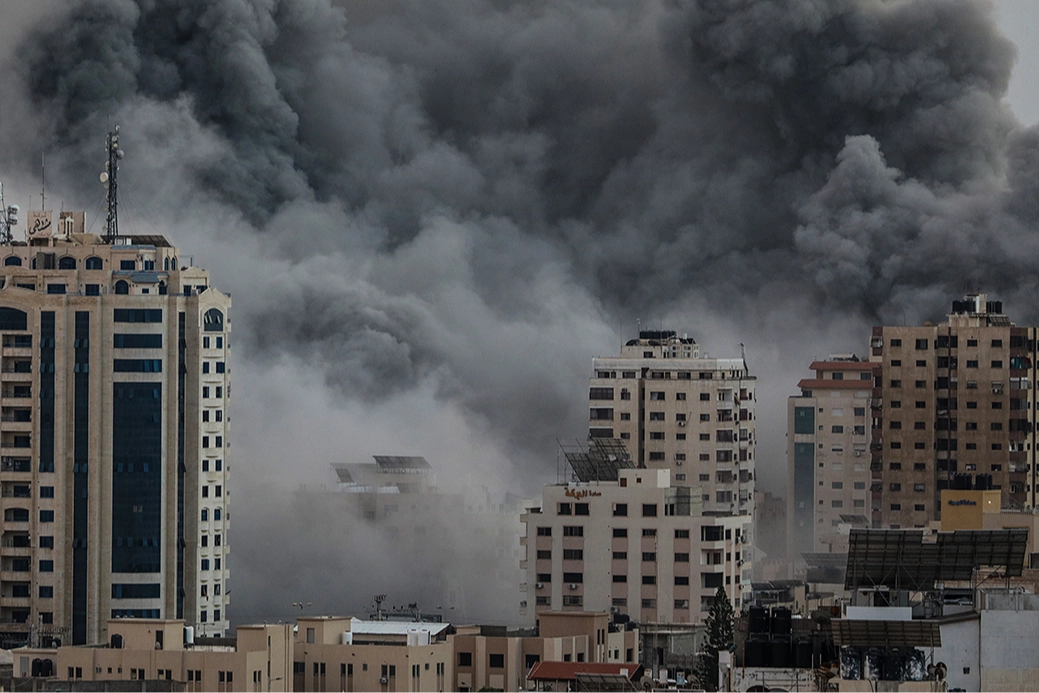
[
  {"left": 73, "top": 312, "right": 89, "bottom": 644},
  {"left": 111, "top": 383, "right": 162, "bottom": 574}
]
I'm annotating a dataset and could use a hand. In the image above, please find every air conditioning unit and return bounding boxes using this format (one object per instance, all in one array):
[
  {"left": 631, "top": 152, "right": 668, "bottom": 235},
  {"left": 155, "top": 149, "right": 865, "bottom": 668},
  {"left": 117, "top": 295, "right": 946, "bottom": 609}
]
[
  {"left": 569, "top": 583, "right": 578, "bottom": 590},
  {"left": 854, "top": 450, "right": 863, "bottom": 457},
  {"left": 535, "top": 583, "right": 544, "bottom": 589},
  {"left": 678, "top": 421, "right": 686, "bottom": 427},
  {"left": 379, "top": 677, "right": 388, "bottom": 685}
]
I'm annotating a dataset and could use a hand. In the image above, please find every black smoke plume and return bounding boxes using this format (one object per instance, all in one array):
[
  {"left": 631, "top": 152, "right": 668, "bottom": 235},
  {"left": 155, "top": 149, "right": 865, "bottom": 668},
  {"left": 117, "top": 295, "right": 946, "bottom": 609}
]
[{"left": 2, "top": 0, "right": 1038, "bottom": 623}]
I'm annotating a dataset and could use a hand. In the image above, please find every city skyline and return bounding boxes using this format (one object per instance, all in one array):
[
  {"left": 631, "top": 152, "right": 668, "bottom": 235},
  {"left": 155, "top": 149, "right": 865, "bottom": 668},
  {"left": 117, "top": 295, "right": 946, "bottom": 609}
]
[{"left": 0, "top": 0, "right": 1038, "bottom": 628}]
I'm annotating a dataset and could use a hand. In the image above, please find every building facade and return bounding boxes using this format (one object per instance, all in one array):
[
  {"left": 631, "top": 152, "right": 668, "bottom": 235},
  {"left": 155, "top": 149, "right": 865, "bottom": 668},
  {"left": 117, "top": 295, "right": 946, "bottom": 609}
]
[
  {"left": 588, "top": 331, "right": 756, "bottom": 517},
  {"left": 787, "top": 356, "right": 878, "bottom": 556},
  {"left": 520, "top": 469, "right": 750, "bottom": 626},
  {"left": 869, "top": 294, "right": 1038, "bottom": 529},
  {"left": 0, "top": 226, "right": 231, "bottom": 646},
  {"left": 13, "top": 618, "right": 290, "bottom": 691}
]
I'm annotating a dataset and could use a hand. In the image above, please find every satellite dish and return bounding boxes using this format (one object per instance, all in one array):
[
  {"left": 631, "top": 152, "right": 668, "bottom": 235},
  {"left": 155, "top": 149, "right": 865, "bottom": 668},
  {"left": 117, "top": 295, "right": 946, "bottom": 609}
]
[
  {"left": 117, "top": 149, "right": 125, "bottom": 160},
  {"left": 99, "top": 172, "right": 109, "bottom": 183}
]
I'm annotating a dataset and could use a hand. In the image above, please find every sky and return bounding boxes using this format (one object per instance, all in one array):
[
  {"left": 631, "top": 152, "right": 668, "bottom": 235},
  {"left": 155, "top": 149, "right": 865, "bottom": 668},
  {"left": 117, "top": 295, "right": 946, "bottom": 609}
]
[
  {"left": 1, "top": 0, "right": 1039, "bottom": 625},
  {"left": 993, "top": 0, "right": 1039, "bottom": 125}
]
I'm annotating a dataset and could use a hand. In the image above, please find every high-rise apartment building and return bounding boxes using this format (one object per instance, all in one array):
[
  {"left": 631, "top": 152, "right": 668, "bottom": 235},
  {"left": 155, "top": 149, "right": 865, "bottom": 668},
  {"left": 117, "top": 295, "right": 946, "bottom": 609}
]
[
  {"left": 787, "top": 356, "right": 879, "bottom": 556},
  {"left": 520, "top": 468, "right": 750, "bottom": 626},
  {"left": 0, "top": 221, "right": 231, "bottom": 646},
  {"left": 868, "top": 294, "right": 1037, "bottom": 529},
  {"left": 588, "top": 331, "right": 756, "bottom": 517}
]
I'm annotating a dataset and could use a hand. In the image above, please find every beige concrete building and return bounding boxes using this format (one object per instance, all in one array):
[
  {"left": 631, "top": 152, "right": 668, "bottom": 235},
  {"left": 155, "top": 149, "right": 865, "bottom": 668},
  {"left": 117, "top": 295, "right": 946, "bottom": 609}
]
[
  {"left": 293, "top": 616, "right": 452, "bottom": 692},
  {"left": 588, "top": 330, "right": 756, "bottom": 517},
  {"left": 787, "top": 356, "right": 879, "bottom": 556},
  {"left": 452, "top": 611, "right": 638, "bottom": 692},
  {"left": 0, "top": 226, "right": 232, "bottom": 646},
  {"left": 13, "top": 618, "right": 290, "bottom": 691},
  {"left": 520, "top": 468, "right": 750, "bottom": 626},
  {"left": 870, "top": 294, "right": 1038, "bottom": 529}
]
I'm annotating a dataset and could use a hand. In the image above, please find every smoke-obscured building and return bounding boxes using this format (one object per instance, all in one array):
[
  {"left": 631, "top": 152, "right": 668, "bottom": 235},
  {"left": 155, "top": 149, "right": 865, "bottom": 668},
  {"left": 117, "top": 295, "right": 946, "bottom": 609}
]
[
  {"left": 520, "top": 467, "right": 750, "bottom": 627},
  {"left": 0, "top": 226, "right": 231, "bottom": 645},
  {"left": 588, "top": 331, "right": 756, "bottom": 517},
  {"left": 869, "top": 294, "right": 1038, "bottom": 529},
  {"left": 787, "top": 356, "right": 879, "bottom": 556}
]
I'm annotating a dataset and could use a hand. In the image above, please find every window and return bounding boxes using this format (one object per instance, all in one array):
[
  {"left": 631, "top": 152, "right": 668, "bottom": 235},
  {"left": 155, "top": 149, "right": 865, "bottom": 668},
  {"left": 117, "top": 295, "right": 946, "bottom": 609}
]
[
  {"left": 613, "top": 574, "right": 627, "bottom": 583},
  {"left": 649, "top": 431, "right": 665, "bottom": 440},
  {"left": 39, "top": 560, "right": 54, "bottom": 572},
  {"left": 650, "top": 391, "right": 665, "bottom": 401},
  {"left": 558, "top": 503, "right": 572, "bottom": 515},
  {"left": 613, "top": 503, "right": 627, "bottom": 517},
  {"left": 992, "top": 339, "right": 1003, "bottom": 347},
  {"left": 562, "top": 526, "right": 583, "bottom": 537},
  {"left": 536, "top": 526, "right": 551, "bottom": 536},
  {"left": 489, "top": 654, "right": 505, "bottom": 669},
  {"left": 574, "top": 503, "right": 589, "bottom": 515},
  {"left": 642, "top": 504, "right": 657, "bottom": 517},
  {"left": 890, "top": 338, "right": 902, "bottom": 347},
  {"left": 40, "top": 510, "right": 54, "bottom": 522},
  {"left": 536, "top": 550, "right": 551, "bottom": 560},
  {"left": 675, "top": 552, "right": 689, "bottom": 562},
  {"left": 675, "top": 529, "right": 690, "bottom": 538},
  {"left": 642, "top": 575, "right": 656, "bottom": 585},
  {"left": 992, "top": 360, "right": 1003, "bottom": 368},
  {"left": 831, "top": 425, "right": 843, "bottom": 433},
  {"left": 39, "top": 586, "right": 53, "bottom": 598},
  {"left": 563, "top": 572, "right": 583, "bottom": 583},
  {"left": 642, "top": 552, "right": 656, "bottom": 562},
  {"left": 613, "top": 528, "right": 627, "bottom": 538},
  {"left": 675, "top": 575, "right": 690, "bottom": 585},
  {"left": 613, "top": 552, "right": 627, "bottom": 561},
  {"left": 915, "top": 339, "right": 928, "bottom": 350},
  {"left": 891, "top": 380, "right": 902, "bottom": 388}
]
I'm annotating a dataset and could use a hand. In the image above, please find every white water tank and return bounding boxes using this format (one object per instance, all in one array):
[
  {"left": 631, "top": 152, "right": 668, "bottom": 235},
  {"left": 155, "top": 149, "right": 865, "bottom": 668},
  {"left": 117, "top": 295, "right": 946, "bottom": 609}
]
[
  {"left": 341, "top": 631, "right": 353, "bottom": 645},
  {"left": 184, "top": 626, "right": 194, "bottom": 645}
]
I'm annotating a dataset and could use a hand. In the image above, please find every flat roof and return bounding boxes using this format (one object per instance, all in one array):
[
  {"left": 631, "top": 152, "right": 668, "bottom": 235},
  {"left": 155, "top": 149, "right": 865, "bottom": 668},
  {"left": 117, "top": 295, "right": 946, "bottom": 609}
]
[{"left": 348, "top": 618, "right": 448, "bottom": 637}]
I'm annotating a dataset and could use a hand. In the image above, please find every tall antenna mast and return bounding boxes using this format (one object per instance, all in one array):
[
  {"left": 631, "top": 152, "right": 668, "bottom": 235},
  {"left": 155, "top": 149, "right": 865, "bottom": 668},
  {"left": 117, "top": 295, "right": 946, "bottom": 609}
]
[
  {"left": 40, "top": 154, "right": 45, "bottom": 212},
  {"left": 0, "top": 183, "right": 20, "bottom": 244},
  {"left": 101, "top": 126, "right": 124, "bottom": 243}
]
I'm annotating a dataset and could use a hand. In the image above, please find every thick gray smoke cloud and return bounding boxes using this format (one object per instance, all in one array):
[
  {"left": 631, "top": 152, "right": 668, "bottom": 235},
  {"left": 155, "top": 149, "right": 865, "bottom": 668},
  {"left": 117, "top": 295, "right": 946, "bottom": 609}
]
[{"left": 2, "top": 0, "right": 1039, "bottom": 623}]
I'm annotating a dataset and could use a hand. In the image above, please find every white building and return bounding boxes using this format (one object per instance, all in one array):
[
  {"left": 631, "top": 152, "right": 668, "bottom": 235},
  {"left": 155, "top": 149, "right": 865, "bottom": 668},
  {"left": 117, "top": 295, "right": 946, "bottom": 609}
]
[
  {"left": 588, "top": 330, "right": 756, "bottom": 517},
  {"left": 521, "top": 468, "right": 750, "bottom": 626}
]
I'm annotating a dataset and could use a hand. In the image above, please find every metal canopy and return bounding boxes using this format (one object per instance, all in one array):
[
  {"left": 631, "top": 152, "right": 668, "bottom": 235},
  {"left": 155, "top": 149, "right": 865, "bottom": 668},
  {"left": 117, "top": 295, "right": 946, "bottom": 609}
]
[
  {"left": 563, "top": 438, "right": 635, "bottom": 482},
  {"left": 833, "top": 620, "right": 942, "bottom": 648},
  {"left": 844, "top": 529, "right": 1028, "bottom": 590}
]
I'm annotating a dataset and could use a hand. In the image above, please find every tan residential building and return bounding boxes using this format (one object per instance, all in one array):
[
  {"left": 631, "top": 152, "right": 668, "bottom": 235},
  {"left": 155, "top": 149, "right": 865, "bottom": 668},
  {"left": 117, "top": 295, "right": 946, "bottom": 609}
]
[
  {"left": 12, "top": 618, "right": 290, "bottom": 691},
  {"left": 869, "top": 294, "right": 1039, "bottom": 529},
  {"left": 0, "top": 225, "right": 232, "bottom": 646},
  {"left": 452, "top": 611, "right": 638, "bottom": 692},
  {"left": 787, "top": 356, "right": 879, "bottom": 556},
  {"left": 520, "top": 468, "right": 750, "bottom": 626},
  {"left": 293, "top": 616, "right": 453, "bottom": 692}
]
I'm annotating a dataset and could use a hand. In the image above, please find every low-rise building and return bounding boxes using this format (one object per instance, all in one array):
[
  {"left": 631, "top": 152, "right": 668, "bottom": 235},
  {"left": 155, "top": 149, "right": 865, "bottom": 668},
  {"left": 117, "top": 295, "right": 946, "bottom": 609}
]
[{"left": 12, "top": 618, "right": 291, "bottom": 691}]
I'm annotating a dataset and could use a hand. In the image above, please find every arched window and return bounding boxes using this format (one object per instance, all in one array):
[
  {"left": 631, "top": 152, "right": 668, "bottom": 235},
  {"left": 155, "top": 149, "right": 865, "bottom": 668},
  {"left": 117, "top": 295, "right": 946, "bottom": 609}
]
[
  {"left": 203, "top": 308, "right": 223, "bottom": 332},
  {"left": 30, "top": 258, "right": 36, "bottom": 270},
  {"left": 171, "top": 258, "right": 177, "bottom": 270},
  {"left": 85, "top": 256, "right": 102, "bottom": 270},
  {"left": 114, "top": 280, "right": 129, "bottom": 295},
  {"left": 164, "top": 257, "right": 169, "bottom": 271},
  {"left": 201, "top": 508, "right": 208, "bottom": 522},
  {"left": 3, "top": 256, "right": 21, "bottom": 267},
  {"left": 158, "top": 281, "right": 167, "bottom": 295},
  {"left": 58, "top": 256, "right": 76, "bottom": 270},
  {"left": 0, "top": 308, "right": 28, "bottom": 331}
]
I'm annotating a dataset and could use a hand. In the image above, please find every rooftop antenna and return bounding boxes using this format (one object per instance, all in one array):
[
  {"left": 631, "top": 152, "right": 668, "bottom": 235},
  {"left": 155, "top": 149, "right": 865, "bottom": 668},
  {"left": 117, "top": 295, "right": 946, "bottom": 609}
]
[
  {"left": 101, "top": 125, "right": 124, "bottom": 243},
  {"left": 40, "top": 153, "right": 45, "bottom": 212},
  {"left": 0, "top": 183, "right": 19, "bottom": 244}
]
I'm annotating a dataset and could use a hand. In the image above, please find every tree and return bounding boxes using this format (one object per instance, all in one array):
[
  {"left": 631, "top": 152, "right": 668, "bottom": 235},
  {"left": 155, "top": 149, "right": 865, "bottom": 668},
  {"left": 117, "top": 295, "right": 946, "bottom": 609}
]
[{"left": 695, "top": 586, "right": 734, "bottom": 691}]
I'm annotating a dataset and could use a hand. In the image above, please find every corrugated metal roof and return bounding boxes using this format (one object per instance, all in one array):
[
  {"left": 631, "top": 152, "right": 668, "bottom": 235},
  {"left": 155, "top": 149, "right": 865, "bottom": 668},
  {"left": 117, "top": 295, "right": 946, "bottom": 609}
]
[{"left": 528, "top": 661, "right": 643, "bottom": 682}]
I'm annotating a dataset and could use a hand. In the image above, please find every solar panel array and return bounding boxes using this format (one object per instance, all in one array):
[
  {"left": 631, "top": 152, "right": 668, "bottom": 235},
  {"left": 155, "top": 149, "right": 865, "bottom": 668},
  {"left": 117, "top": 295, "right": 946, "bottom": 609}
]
[
  {"left": 833, "top": 619, "right": 942, "bottom": 648},
  {"left": 844, "top": 528, "right": 1028, "bottom": 590},
  {"left": 564, "top": 438, "right": 635, "bottom": 482},
  {"left": 372, "top": 456, "right": 432, "bottom": 471}
]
